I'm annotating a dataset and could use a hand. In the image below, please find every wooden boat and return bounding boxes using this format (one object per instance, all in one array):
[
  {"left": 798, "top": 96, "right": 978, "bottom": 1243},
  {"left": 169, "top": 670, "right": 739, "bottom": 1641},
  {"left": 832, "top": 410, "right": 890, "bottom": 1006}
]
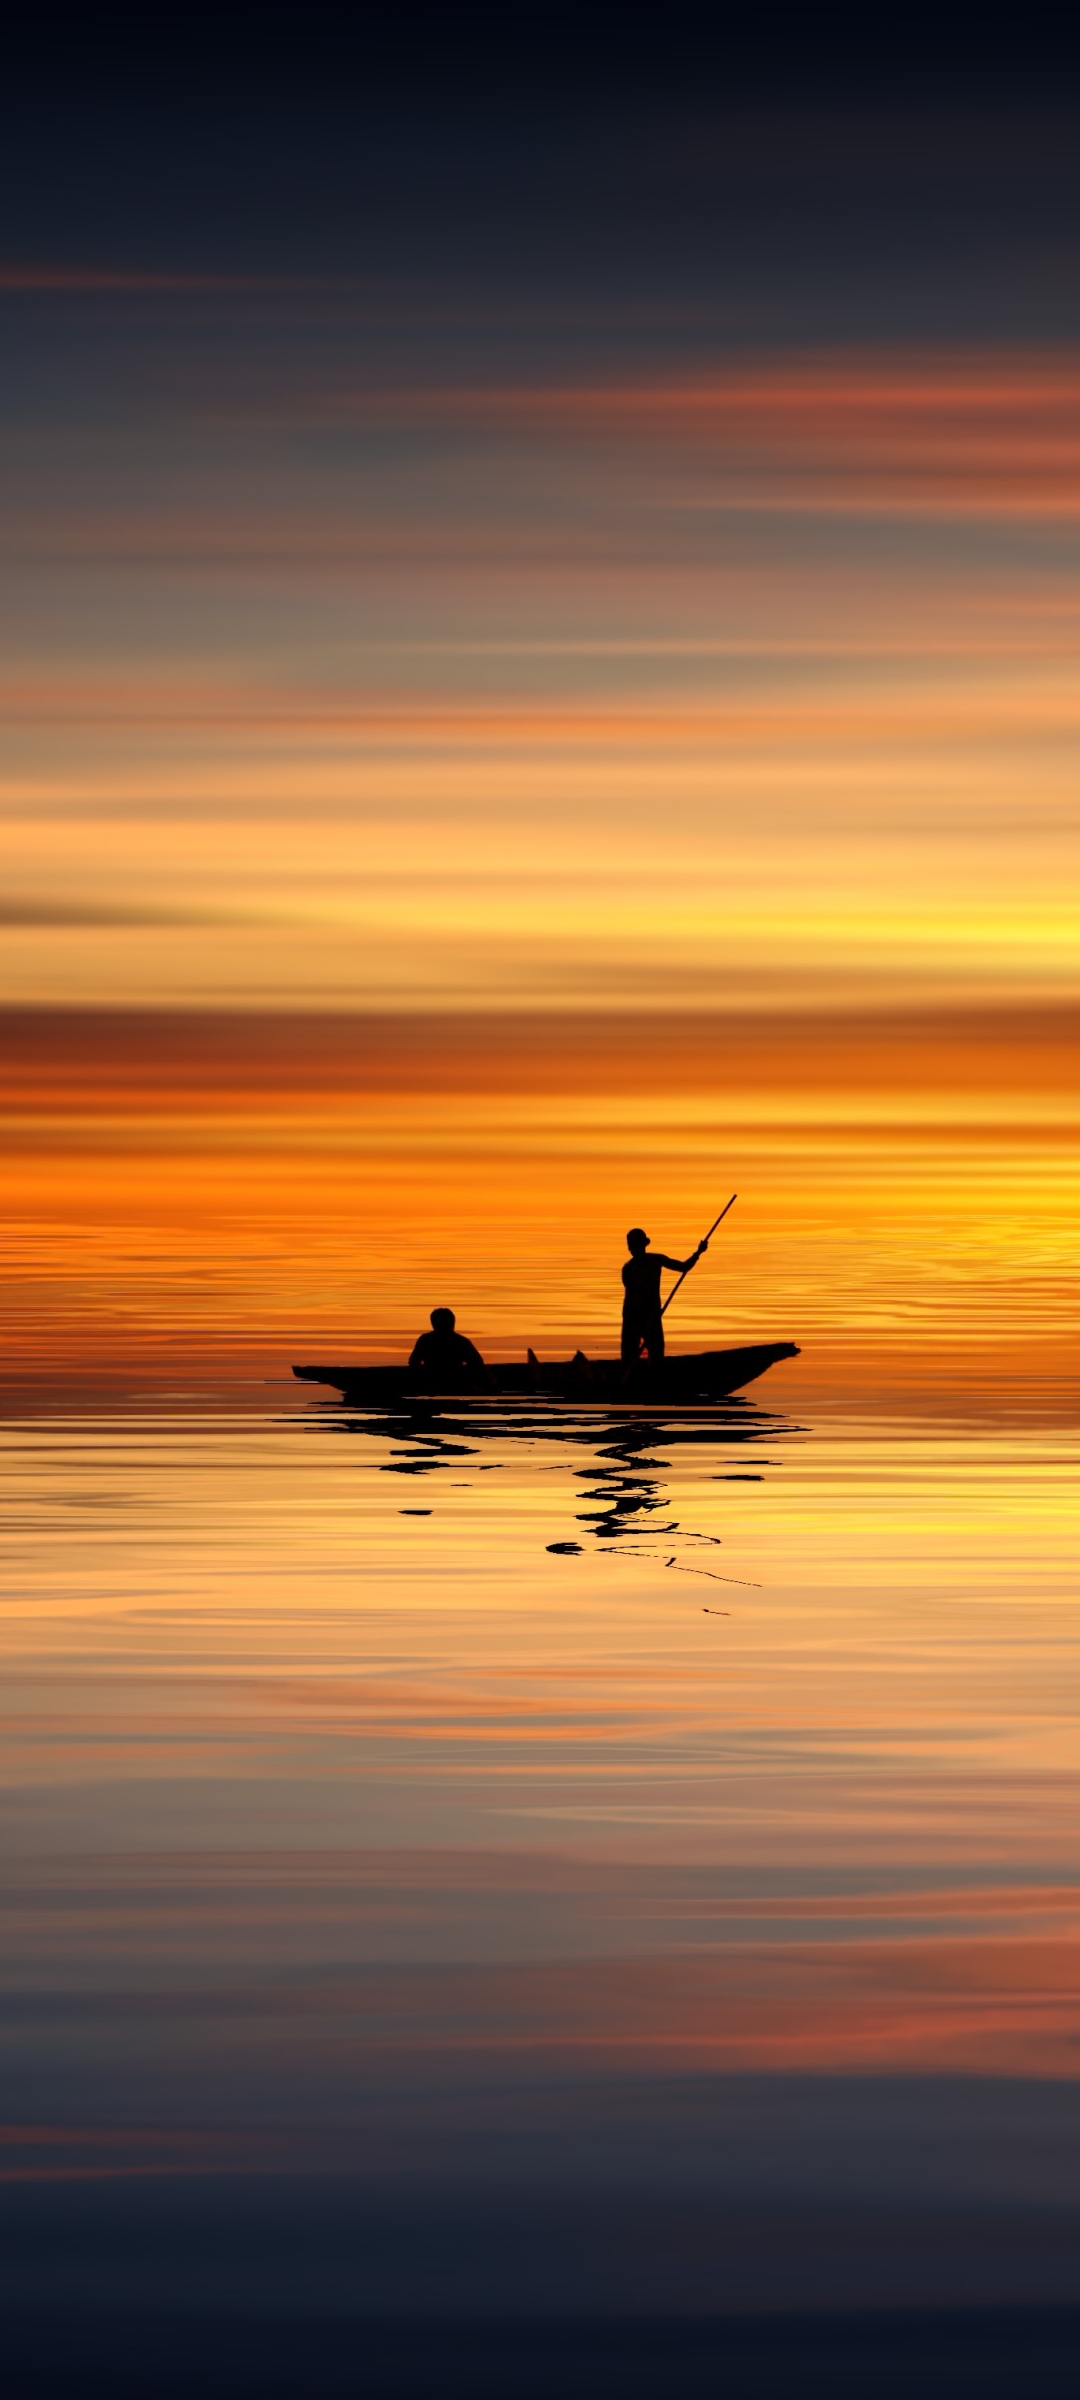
[{"left": 292, "top": 1342, "right": 799, "bottom": 1405}]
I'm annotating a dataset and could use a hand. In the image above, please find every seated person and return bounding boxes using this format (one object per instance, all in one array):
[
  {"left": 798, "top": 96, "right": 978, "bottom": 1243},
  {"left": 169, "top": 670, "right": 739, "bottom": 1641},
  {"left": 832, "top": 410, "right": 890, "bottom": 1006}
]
[{"left": 408, "top": 1308, "right": 490, "bottom": 1391}]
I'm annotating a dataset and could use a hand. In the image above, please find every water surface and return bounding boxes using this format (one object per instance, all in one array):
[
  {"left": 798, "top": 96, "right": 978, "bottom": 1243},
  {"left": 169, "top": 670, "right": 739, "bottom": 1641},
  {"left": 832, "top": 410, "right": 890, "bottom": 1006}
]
[
  {"left": 5, "top": 1390, "right": 1080, "bottom": 2396},
  {"left": 5, "top": 1395, "right": 1078, "bottom": 2136}
]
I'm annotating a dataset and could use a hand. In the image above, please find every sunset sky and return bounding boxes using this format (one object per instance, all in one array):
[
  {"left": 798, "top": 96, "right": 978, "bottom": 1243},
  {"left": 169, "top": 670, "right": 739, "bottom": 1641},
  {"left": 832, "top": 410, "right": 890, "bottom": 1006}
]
[{"left": 3, "top": 51, "right": 1078, "bottom": 1402}]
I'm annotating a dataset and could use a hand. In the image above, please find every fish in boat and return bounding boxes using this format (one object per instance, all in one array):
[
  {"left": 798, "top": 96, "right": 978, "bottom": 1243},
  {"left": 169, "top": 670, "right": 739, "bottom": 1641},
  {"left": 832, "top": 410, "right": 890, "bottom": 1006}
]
[{"left": 292, "top": 1341, "right": 799, "bottom": 1405}]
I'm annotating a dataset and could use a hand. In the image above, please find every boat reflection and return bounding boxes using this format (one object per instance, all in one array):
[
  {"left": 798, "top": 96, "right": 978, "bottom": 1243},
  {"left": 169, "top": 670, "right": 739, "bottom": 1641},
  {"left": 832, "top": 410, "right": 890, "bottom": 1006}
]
[{"left": 291, "top": 1393, "right": 801, "bottom": 1573}]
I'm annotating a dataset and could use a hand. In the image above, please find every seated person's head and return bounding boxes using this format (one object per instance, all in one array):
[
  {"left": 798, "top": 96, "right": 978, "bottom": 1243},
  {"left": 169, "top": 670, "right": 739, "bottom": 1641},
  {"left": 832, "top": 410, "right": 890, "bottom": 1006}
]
[
  {"left": 430, "top": 1307, "right": 456, "bottom": 1333},
  {"left": 626, "top": 1228, "right": 650, "bottom": 1256}
]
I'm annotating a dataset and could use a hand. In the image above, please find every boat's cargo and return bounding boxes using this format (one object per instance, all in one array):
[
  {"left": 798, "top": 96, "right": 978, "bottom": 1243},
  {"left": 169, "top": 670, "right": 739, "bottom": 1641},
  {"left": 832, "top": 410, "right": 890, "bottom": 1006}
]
[{"left": 292, "top": 1342, "right": 799, "bottom": 1405}]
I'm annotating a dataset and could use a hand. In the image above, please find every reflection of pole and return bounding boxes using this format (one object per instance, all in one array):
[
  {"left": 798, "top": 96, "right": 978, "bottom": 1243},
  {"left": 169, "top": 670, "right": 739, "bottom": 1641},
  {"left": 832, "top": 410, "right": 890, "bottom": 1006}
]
[{"left": 660, "top": 1194, "right": 737, "bottom": 1320}]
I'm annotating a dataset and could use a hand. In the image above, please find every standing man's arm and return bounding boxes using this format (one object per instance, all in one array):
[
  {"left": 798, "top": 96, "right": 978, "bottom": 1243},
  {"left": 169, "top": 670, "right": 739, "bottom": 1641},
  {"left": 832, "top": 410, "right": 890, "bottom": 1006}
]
[{"left": 655, "top": 1245, "right": 707, "bottom": 1275}]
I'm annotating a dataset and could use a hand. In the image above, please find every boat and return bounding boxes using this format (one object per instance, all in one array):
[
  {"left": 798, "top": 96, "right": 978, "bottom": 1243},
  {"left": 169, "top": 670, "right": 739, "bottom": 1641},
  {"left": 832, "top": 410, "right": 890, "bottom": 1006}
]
[{"left": 292, "top": 1342, "right": 799, "bottom": 1405}]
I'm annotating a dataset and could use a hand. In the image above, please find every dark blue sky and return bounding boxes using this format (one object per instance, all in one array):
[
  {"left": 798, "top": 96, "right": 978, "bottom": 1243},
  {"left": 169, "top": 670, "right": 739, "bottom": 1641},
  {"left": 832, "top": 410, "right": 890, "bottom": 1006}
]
[{"left": 4, "top": 9, "right": 1080, "bottom": 346}]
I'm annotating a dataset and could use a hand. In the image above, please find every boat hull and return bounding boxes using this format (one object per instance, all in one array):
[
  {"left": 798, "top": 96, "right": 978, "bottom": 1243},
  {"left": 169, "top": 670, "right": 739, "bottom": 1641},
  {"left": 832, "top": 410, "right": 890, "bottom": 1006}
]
[{"left": 292, "top": 1342, "right": 799, "bottom": 1405}]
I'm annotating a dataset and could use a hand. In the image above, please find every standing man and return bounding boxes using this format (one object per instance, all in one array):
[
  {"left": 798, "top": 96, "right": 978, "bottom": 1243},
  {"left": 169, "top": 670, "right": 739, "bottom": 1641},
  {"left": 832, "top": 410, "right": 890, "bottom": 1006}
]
[{"left": 621, "top": 1226, "right": 707, "bottom": 1369}]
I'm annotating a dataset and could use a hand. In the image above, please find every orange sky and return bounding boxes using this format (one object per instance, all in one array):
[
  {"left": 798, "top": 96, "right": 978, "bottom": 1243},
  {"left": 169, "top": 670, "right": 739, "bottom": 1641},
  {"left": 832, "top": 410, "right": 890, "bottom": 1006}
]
[
  {"left": 4, "top": 1002, "right": 1076, "bottom": 1409},
  {"left": 2, "top": 338, "right": 1078, "bottom": 1397}
]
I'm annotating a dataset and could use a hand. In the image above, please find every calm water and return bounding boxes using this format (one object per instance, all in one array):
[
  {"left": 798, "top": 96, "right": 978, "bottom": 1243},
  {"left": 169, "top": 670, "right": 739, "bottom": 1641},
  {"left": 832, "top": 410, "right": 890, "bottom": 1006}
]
[{"left": 4, "top": 1393, "right": 1080, "bottom": 2373}]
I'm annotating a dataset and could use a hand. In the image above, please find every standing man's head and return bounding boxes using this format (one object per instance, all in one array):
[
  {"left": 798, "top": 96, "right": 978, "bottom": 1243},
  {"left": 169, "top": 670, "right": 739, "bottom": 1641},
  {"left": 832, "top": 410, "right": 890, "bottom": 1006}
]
[
  {"left": 431, "top": 1307, "right": 456, "bottom": 1331},
  {"left": 626, "top": 1228, "right": 650, "bottom": 1256}
]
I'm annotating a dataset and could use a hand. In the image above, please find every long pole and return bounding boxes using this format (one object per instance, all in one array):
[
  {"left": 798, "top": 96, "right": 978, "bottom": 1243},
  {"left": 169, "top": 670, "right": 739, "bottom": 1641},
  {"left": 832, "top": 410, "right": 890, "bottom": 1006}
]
[{"left": 660, "top": 1194, "right": 737, "bottom": 1319}]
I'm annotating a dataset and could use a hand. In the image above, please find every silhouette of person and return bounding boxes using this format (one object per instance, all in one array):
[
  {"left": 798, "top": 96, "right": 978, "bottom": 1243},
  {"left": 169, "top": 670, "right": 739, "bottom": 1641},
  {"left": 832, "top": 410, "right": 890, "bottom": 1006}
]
[
  {"left": 409, "top": 1308, "right": 490, "bottom": 1392},
  {"left": 621, "top": 1227, "right": 706, "bottom": 1368}
]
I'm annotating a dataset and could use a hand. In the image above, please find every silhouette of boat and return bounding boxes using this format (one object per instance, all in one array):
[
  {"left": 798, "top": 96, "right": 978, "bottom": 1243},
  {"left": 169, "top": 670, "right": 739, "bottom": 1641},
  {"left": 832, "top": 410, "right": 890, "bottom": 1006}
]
[{"left": 292, "top": 1342, "right": 799, "bottom": 1404}]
